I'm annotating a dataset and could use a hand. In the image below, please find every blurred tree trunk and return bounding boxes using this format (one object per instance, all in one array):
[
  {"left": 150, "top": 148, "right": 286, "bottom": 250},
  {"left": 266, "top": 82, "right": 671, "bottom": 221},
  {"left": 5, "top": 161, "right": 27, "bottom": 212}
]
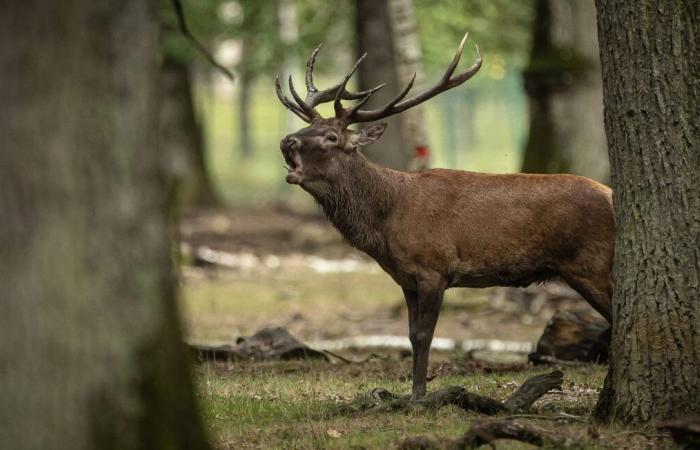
[
  {"left": 237, "top": 42, "right": 254, "bottom": 159},
  {"left": 277, "top": 0, "right": 300, "bottom": 137},
  {"left": 0, "top": 2, "right": 211, "bottom": 449},
  {"left": 521, "top": 0, "right": 609, "bottom": 184},
  {"left": 594, "top": 0, "right": 699, "bottom": 425},
  {"left": 387, "top": 0, "right": 430, "bottom": 169},
  {"left": 355, "top": 0, "right": 411, "bottom": 170},
  {"left": 160, "top": 55, "right": 219, "bottom": 206}
]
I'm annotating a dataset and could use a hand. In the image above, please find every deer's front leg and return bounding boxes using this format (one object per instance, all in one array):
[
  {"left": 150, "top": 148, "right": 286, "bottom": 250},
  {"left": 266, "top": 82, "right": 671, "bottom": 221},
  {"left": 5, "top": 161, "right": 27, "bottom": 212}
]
[
  {"left": 402, "top": 288, "right": 419, "bottom": 393},
  {"left": 406, "top": 278, "right": 446, "bottom": 399}
]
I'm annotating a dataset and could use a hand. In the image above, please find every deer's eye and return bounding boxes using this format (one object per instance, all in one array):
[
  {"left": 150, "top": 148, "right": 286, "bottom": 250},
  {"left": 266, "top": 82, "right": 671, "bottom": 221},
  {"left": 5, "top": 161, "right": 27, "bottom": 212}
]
[{"left": 325, "top": 134, "right": 338, "bottom": 143}]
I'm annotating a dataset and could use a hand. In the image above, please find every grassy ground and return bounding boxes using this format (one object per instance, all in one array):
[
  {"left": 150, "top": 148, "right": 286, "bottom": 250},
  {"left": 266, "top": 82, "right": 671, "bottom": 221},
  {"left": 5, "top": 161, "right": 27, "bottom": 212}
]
[
  {"left": 194, "top": 359, "right": 669, "bottom": 449},
  {"left": 180, "top": 208, "right": 672, "bottom": 449}
]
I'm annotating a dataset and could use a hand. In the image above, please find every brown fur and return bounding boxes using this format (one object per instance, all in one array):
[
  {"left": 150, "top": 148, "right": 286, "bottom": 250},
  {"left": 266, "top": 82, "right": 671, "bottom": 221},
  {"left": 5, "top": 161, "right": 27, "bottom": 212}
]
[{"left": 281, "top": 119, "right": 614, "bottom": 399}]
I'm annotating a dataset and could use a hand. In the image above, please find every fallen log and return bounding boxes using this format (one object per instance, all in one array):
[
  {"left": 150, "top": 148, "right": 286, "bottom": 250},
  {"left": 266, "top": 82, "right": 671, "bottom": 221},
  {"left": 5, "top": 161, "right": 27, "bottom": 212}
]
[
  {"left": 529, "top": 310, "right": 609, "bottom": 364},
  {"left": 188, "top": 327, "right": 328, "bottom": 362}
]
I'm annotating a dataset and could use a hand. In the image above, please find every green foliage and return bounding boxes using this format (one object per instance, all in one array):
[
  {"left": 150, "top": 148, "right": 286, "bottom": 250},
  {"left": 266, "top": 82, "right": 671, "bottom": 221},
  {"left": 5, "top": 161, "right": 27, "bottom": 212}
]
[
  {"left": 161, "top": 0, "right": 535, "bottom": 79},
  {"left": 160, "top": 0, "right": 536, "bottom": 205},
  {"left": 160, "top": 0, "right": 226, "bottom": 63},
  {"left": 415, "top": 0, "right": 534, "bottom": 73},
  {"left": 160, "top": 0, "right": 354, "bottom": 79}
]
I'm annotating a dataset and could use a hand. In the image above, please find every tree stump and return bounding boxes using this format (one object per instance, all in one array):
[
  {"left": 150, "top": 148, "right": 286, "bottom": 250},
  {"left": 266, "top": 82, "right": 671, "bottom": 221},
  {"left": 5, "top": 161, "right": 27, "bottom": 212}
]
[
  {"left": 658, "top": 416, "right": 700, "bottom": 449},
  {"left": 529, "top": 310, "right": 609, "bottom": 364}
]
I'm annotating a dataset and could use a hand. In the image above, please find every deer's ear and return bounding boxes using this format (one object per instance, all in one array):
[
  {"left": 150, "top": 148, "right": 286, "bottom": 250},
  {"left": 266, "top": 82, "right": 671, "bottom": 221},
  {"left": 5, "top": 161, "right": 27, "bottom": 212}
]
[{"left": 355, "top": 123, "right": 387, "bottom": 146}]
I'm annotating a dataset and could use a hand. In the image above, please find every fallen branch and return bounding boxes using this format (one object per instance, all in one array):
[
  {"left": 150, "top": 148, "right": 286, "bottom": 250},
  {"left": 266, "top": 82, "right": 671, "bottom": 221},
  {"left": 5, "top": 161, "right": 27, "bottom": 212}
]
[
  {"left": 499, "top": 412, "right": 587, "bottom": 423},
  {"left": 188, "top": 327, "right": 328, "bottom": 362},
  {"left": 399, "top": 419, "right": 567, "bottom": 449},
  {"left": 503, "top": 370, "right": 564, "bottom": 412},
  {"left": 333, "top": 370, "right": 563, "bottom": 416},
  {"left": 321, "top": 349, "right": 387, "bottom": 364},
  {"left": 527, "top": 354, "right": 590, "bottom": 367},
  {"left": 453, "top": 419, "right": 566, "bottom": 449}
]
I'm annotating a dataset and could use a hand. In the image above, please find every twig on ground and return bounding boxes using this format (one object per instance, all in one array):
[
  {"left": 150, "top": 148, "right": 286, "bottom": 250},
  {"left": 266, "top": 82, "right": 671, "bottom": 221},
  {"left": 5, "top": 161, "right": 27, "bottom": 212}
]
[
  {"left": 498, "top": 413, "right": 587, "bottom": 423},
  {"left": 321, "top": 349, "right": 386, "bottom": 364},
  {"left": 527, "top": 354, "right": 590, "bottom": 366}
]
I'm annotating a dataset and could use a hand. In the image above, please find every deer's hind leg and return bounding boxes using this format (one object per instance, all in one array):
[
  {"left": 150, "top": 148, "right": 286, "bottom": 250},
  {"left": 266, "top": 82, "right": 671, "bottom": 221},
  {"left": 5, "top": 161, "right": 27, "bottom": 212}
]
[{"left": 560, "top": 253, "right": 613, "bottom": 323}]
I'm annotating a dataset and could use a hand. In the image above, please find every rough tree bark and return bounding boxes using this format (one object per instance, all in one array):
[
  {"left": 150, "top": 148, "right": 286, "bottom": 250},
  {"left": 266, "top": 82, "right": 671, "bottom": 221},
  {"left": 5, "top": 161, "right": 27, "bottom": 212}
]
[
  {"left": 355, "top": 0, "right": 411, "bottom": 170},
  {"left": 160, "top": 54, "right": 219, "bottom": 206},
  {"left": 0, "top": 1, "right": 211, "bottom": 449},
  {"left": 522, "top": 0, "right": 609, "bottom": 184},
  {"left": 594, "top": 0, "right": 700, "bottom": 425}
]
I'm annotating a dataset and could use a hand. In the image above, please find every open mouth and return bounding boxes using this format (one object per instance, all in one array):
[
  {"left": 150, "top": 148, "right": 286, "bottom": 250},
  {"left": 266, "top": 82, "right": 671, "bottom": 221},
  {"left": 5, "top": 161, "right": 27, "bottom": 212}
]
[{"left": 281, "top": 147, "right": 303, "bottom": 184}]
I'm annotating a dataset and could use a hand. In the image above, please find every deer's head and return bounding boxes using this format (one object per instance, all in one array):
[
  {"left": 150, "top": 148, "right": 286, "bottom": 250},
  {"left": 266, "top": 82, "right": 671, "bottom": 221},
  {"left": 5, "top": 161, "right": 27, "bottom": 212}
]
[{"left": 276, "top": 33, "right": 482, "bottom": 190}]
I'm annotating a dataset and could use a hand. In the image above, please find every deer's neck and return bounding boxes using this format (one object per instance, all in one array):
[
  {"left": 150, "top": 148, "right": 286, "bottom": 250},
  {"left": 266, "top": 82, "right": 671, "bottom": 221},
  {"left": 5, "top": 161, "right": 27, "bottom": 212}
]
[{"left": 311, "top": 157, "right": 402, "bottom": 257}]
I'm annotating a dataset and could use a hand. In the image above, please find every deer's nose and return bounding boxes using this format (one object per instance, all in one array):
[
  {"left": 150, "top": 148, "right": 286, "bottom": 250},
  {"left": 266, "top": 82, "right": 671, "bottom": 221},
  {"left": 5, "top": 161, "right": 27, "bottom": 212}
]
[{"left": 282, "top": 136, "right": 300, "bottom": 151}]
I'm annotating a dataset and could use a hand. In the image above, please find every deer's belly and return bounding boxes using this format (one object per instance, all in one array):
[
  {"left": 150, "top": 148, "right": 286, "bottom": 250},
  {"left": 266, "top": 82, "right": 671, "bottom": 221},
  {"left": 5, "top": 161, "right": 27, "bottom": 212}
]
[{"left": 449, "top": 266, "right": 558, "bottom": 289}]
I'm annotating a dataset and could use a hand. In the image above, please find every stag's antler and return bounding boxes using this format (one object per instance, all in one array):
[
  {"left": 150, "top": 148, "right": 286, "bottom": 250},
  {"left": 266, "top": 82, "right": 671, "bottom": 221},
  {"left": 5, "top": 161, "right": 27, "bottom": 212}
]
[
  {"left": 275, "top": 33, "right": 482, "bottom": 125},
  {"left": 275, "top": 44, "right": 385, "bottom": 123}
]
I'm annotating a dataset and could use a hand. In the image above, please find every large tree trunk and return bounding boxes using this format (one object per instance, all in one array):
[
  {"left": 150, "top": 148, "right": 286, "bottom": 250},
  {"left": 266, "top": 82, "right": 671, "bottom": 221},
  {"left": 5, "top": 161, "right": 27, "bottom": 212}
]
[
  {"left": 387, "top": 0, "right": 430, "bottom": 170},
  {"left": 594, "top": 0, "right": 699, "bottom": 425},
  {"left": 0, "top": 2, "right": 211, "bottom": 449},
  {"left": 355, "top": 0, "right": 411, "bottom": 170},
  {"left": 160, "top": 55, "right": 219, "bottom": 207},
  {"left": 521, "top": 0, "right": 609, "bottom": 183}
]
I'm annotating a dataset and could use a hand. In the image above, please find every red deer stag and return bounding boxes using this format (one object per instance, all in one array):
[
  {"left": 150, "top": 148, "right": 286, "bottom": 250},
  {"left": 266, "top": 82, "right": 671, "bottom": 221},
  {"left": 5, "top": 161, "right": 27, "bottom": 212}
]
[{"left": 275, "top": 34, "right": 613, "bottom": 399}]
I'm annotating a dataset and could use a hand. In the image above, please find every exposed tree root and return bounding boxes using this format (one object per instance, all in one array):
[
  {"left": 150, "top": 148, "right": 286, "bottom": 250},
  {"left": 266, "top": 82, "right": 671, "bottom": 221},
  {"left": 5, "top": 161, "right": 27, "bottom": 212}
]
[
  {"left": 333, "top": 370, "right": 562, "bottom": 416},
  {"left": 333, "top": 370, "right": 565, "bottom": 448}
]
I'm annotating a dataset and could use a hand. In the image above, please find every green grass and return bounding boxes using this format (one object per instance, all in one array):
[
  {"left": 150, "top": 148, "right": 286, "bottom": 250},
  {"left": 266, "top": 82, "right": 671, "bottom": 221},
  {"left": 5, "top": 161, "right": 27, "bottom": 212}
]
[{"left": 195, "top": 360, "right": 609, "bottom": 449}]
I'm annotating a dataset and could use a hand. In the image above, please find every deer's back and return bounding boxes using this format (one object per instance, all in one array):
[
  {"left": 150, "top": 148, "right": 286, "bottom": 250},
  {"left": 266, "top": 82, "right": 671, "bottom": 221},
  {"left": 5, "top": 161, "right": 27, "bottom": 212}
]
[{"left": 382, "top": 169, "right": 613, "bottom": 288}]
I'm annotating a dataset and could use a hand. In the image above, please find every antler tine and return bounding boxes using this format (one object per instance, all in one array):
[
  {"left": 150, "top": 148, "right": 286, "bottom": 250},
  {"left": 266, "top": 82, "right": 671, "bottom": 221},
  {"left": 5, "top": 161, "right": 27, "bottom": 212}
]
[
  {"left": 342, "top": 82, "right": 386, "bottom": 99},
  {"left": 275, "top": 76, "right": 311, "bottom": 123},
  {"left": 303, "top": 48, "right": 385, "bottom": 109},
  {"left": 333, "top": 53, "right": 367, "bottom": 116},
  {"left": 349, "top": 33, "right": 482, "bottom": 124},
  {"left": 288, "top": 75, "right": 317, "bottom": 118},
  {"left": 448, "top": 44, "right": 482, "bottom": 87},
  {"left": 305, "top": 44, "right": 322, "bottom": 93},
  {"left": 441, "top": 32, "right": 469, "bottom": 83},
  {"left": 349, "top": 73, "right": 415, "bottom": 121},
  {"left": 347, "top": 90, "right": 376, "bottom": 117}
]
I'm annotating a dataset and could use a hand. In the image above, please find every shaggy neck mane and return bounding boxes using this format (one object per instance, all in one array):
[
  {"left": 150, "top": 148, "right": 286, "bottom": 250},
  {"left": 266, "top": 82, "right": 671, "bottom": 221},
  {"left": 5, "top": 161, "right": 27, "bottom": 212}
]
[{"left": 311, "top": 156, "right": 400, "bottom": 257}]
